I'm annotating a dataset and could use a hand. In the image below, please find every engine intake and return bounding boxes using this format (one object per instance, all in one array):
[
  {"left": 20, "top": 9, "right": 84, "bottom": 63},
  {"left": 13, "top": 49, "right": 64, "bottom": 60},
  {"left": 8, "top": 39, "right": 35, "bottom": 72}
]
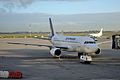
[
  {"left": 95, "top": 48, "right": 101, "bottom": 54},
  {"left": 50, "top": 48, "right": 61, "bottom": 57}
]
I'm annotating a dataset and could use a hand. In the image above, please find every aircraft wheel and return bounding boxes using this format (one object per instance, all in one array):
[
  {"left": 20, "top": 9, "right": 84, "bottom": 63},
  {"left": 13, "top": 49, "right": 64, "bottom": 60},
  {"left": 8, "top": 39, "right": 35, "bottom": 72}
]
[{"left": 78, "top": 52, "right": 83, "bottom": 58}]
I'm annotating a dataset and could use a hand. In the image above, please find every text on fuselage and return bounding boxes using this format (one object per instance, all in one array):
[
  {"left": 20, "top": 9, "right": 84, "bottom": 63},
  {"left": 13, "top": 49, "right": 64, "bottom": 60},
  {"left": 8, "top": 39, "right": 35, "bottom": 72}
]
[{"left": 66, "top": 37, "right": 76, "bottom": 40}]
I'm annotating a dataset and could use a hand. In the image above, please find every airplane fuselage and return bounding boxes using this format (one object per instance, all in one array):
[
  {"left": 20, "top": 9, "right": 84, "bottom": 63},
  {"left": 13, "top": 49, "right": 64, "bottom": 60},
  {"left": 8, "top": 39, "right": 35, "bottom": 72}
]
[
  {"left": 90, "top": 33, "right": 102, "bottom": 38},
  {"left": 51, "top": 34, "right": 99, "bottom": 55}
]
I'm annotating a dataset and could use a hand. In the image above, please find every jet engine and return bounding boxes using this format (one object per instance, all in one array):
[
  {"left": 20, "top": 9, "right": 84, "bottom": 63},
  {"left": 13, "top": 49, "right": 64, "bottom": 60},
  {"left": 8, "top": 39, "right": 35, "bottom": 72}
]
[
  {"left": 50, "top": 48, "right": 61, "bottom": 57},
  {"left": 95, "top": 48, "right": 101, "bottom": 54}
]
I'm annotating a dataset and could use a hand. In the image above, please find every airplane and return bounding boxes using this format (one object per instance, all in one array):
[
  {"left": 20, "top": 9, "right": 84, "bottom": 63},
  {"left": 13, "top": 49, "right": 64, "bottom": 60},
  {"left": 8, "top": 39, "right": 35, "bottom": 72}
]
[
  {"left": 89, "top": 28, "right": 103, "bottom": 38},
  {"left": 8, "top": 18, "right": 101, "bottom": 64}
]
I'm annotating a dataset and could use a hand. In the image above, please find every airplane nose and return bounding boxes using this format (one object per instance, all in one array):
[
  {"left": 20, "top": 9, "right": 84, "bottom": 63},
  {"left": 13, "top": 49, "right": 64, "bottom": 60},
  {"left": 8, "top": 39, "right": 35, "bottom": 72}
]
[{"left": 85, "top": 44, "right": 100, "bottom": 53}]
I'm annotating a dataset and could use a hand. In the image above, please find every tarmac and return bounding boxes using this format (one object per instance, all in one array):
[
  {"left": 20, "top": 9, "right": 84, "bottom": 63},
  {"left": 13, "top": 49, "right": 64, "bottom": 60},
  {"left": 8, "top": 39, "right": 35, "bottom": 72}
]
[{"left": 0, "top": 38, "right": 120, "bottom": 80}]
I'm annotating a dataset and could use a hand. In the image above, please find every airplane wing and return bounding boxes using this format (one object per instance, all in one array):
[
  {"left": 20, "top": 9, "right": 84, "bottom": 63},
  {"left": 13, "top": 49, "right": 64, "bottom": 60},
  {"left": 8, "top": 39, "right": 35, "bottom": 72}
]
[
  {"left": 7, "top": 42, "right": 69, "bottom": 49},
  {"left": 97, "top": 40, "right": 112, "bottom": 45},
  {"left": 7, "top": 42, "right": 52, "bottom": 48},
  {"left": 55, "top": 46, "right": 69, "bottom": 49},
  {"left": 34, "top": 37, "right": 51, "bottom": 40}
]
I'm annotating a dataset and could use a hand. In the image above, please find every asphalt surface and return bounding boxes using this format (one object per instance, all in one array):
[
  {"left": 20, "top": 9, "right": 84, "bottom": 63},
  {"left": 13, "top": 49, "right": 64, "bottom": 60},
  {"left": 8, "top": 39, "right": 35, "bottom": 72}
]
[{"left": 0, "top": 38, "right": 120, "bottom": 80}]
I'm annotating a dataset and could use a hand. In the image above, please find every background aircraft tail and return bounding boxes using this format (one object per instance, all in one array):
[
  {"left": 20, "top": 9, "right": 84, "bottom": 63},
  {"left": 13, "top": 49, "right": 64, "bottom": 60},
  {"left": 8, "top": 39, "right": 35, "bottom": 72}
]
[{"left": 99, "top": 28, "right": 103, "bottom": 34}]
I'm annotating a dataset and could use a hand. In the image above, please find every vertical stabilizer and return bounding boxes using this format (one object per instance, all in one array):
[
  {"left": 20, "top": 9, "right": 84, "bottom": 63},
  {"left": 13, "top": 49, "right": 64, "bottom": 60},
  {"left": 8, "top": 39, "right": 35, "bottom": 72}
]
[
  {"left": 49, "top": 18, "right": 55, "bottom": 37},
  {"left": 99, "top": 28, "right": 103, "bottom": 34},
  {"left": 98, "top": 28, "right": 103, "bottom": 37}
]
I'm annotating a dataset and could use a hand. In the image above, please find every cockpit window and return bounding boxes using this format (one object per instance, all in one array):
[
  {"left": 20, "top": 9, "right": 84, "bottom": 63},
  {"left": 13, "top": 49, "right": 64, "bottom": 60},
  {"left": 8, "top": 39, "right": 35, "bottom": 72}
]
[{"left": 84, "top": 41, "right": 96, "bottom": 44}]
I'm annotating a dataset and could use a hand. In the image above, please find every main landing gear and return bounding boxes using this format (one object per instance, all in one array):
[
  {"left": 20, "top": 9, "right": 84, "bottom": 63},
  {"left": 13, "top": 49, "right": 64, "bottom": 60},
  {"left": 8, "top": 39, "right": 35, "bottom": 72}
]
[{"left": 78, "top": 53, "right": 92, "bottom": 64}]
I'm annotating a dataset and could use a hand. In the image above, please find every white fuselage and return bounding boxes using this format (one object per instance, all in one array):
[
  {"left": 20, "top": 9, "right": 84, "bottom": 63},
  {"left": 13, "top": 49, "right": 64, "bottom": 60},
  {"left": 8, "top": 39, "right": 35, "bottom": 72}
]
[
  {"left": 51, "top": 34, "right": 99, "bottom": 55},
  {"left": 89, "top": 28, "right": 103, "bottom": 38},
  {"left": 90, "top": 33, "right": 102, "bottom": 38}
]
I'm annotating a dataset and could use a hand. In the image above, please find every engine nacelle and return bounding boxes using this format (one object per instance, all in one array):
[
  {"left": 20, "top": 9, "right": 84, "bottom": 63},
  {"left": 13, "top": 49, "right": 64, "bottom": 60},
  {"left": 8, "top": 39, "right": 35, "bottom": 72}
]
[
  {"left": 50, "top": 48, "right": 61, "bottom": 57},
  {"left": 95, "top": 48, "right": 101, "bottom": 54}
]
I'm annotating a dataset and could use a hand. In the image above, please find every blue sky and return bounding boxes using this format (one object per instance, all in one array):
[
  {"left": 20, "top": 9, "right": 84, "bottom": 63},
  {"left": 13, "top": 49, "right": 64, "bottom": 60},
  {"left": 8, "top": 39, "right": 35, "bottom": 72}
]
[{"left": 2, "top": 0, "right": 120, "bottom": 14}]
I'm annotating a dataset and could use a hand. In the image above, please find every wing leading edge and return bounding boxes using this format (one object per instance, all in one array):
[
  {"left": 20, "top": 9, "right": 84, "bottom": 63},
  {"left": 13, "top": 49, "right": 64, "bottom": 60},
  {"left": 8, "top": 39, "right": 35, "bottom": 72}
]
[
  {"left": 7, "top": 42, "right": 51, "bottom": 48},
  {"left": 7, "top": 42, "right": 68, "bottom": 50}
]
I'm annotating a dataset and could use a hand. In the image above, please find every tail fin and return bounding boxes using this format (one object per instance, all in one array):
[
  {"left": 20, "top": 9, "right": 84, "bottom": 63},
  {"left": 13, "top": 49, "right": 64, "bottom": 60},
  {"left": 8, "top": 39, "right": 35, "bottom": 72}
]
[
  {"left": 100, "top": 28, "right": 103, "bottom": 34},
  {"left": 49, "top": 18, "right": 55, "bottom": 37}
]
